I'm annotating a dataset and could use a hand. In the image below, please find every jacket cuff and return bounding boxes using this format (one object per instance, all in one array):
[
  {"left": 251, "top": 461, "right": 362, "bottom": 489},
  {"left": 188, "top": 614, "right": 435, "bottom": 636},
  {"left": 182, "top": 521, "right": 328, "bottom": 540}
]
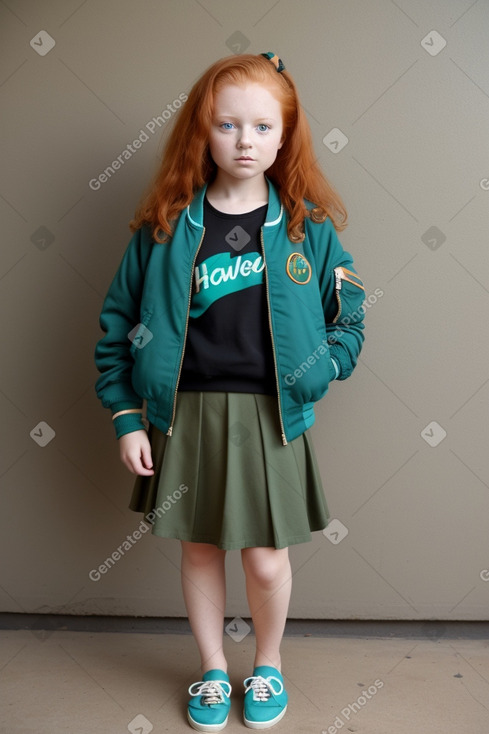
[
  {"left": 111, "top": 400, "right": 142, "bottom": 414},
  {"left": 113, "top": 412, "right": 147, "bottom": 439},
  {"left": 329, "top": 346, "right": 355, "bottom": 381}
]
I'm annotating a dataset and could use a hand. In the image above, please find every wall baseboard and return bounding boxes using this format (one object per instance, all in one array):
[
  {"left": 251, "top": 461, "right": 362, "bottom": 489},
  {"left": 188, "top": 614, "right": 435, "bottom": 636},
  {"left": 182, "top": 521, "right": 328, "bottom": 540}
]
[{"left": 0, "top": 613, "right": 488, "bottom": 639}]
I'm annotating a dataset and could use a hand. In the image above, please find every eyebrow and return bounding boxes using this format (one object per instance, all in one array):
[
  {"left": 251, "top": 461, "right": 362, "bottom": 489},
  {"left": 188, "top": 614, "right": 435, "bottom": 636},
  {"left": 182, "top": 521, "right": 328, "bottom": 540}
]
[{"left": 214, "top": 115, "right": 277, "bottom": 123}]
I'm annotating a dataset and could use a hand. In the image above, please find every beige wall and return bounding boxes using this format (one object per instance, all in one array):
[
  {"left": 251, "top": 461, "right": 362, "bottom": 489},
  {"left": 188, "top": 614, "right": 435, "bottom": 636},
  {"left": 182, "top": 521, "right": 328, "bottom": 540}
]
[{"left": 1, "top": 0, "right": 488, "bottom": 620}]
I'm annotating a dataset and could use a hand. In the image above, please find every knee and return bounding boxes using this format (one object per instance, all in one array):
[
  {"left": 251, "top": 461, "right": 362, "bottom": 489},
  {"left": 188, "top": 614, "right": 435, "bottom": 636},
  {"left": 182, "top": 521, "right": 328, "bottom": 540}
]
[
  {"left": 181, "top": 541, "right": 225, "bottom": 569},
  {"left": 241, "top": 548, "right": 290, "bottom": 588}
]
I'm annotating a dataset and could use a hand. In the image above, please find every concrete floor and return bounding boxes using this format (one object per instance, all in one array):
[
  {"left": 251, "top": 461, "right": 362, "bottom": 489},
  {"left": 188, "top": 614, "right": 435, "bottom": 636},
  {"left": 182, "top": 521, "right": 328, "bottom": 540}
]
[{"left": 1, "top": 624, "right": 488, "bottom": 733}]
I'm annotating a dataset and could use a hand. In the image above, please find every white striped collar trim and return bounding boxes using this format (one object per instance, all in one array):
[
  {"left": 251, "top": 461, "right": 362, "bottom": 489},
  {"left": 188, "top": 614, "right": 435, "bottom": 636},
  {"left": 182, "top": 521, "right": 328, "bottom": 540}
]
[
  {"left": 264, "top": 204, "right": 283, "bottom": 227},
  {"left": 187, "top": 202, "right": 283, "bottom": 228},
  {"left": 186, "top": 206, "right": 201, "bottom": 228}
]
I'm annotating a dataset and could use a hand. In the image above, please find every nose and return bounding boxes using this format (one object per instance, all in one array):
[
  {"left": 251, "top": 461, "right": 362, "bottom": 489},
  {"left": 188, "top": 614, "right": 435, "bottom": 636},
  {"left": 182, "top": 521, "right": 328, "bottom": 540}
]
[{"left": 237, "top": 127, "right": 252, "bottom": 148}]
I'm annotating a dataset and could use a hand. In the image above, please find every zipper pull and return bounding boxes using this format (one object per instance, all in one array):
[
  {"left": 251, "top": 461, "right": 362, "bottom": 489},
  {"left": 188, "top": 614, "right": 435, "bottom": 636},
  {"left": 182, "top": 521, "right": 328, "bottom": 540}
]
[
  {"left": 334, "top": 267, "right": 343, "bottom": 291},
  {"left": 167, "top": 426, "right": 173, "bottom": 437},
  {"left": 281, "top": 433, "right": 288, "bottom": 446}
]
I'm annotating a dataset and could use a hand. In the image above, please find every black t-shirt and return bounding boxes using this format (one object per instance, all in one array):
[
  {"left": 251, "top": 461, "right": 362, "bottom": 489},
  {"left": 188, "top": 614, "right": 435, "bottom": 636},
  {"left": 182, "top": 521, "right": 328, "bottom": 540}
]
[{"left": 179, "top": 197, "right": 277, "bottom": 395}]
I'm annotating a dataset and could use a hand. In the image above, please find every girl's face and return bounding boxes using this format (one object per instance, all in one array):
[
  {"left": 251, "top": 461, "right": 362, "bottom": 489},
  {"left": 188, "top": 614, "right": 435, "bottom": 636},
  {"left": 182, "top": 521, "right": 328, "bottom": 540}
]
[{"left": 208, "top": 83, "right": 284, "bottom": 185}]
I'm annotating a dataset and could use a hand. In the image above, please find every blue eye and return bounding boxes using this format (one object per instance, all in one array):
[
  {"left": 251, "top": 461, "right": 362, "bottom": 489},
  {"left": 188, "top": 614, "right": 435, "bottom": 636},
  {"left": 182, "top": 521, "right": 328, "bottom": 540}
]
[
  {"left": 257, "top": 124, "right": 270, "bottom": 132},
  {"left": 221, "top": 122, "right": 235, "bottom": 130}
]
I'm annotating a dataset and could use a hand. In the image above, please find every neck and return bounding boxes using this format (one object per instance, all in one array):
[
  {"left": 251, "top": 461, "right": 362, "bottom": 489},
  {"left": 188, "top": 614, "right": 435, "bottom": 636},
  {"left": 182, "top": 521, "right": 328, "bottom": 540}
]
[{"left": 206, "top": 172, "right": 268, "bottom": 210}]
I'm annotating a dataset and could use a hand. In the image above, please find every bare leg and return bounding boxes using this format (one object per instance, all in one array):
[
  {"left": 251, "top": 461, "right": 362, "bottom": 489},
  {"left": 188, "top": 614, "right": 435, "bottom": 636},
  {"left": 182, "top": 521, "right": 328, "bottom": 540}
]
[
  {"left": 241, "top": 547, "right": 292, "bottom": 671},
  {"left": 180, "top": 540, "right": 228, "bottom": 675}
]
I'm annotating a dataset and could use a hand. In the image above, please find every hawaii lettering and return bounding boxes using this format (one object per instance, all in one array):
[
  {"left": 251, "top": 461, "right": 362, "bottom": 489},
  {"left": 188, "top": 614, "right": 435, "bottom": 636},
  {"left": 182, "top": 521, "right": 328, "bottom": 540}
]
[
  {"left": 190, "top": 252, "right": 265, "bottom": 317},
  {"left": 195, "top": 252, "right": 265, "bottom": 291}
]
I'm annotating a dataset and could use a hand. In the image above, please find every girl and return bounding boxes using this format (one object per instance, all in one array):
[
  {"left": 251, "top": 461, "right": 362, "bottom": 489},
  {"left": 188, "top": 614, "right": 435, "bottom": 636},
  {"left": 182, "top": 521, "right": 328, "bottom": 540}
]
[{"left": 95, "top": 52, "right": 365, "bottom": 732}]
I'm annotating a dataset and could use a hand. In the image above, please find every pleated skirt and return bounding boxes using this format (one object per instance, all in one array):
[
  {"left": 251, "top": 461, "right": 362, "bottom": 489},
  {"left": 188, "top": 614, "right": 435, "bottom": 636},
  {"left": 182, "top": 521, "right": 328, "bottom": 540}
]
[{"left": 129, "top": 392, "right": 330, "bottom": 549}]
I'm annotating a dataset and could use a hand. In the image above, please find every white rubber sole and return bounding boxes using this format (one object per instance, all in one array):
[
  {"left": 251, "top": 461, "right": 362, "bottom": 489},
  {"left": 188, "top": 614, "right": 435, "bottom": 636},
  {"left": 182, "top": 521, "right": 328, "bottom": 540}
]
[
  {"left": 187, "top": 710, "right": 229, "bottom": 732},
  {"left": 243, "top": 704, "right": 287, "bottom": 729}
]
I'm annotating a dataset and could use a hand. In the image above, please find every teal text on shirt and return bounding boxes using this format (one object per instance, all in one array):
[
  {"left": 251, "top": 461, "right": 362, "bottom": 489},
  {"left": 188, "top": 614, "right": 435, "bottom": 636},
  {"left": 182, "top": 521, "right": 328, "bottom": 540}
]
[{"left": 190, "top": 252, "right": 265, "bottom": 317}]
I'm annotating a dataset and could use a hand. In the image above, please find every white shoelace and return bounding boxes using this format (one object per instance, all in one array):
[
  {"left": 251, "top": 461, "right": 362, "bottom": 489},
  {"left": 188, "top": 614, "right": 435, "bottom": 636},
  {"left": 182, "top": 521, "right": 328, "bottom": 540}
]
[
  {"left": 243, "top": 675, "right": 284, "bottom": 701},
  {"left": 188, "top": 679, "right": 232, "bottom": 705}
]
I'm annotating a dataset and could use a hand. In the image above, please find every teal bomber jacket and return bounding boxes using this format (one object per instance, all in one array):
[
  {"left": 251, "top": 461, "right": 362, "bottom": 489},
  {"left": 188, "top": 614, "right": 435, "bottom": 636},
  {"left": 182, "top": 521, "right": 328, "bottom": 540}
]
[{"left": 94, "top": 179, "right": 365, "bottom": 444}]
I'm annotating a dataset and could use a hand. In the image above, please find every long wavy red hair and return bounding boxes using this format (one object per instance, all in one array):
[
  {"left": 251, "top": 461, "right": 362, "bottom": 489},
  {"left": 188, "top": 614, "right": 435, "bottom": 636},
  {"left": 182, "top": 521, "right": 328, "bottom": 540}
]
[{"left": 130, "top": 53, "right": 347, "bottom": 242}]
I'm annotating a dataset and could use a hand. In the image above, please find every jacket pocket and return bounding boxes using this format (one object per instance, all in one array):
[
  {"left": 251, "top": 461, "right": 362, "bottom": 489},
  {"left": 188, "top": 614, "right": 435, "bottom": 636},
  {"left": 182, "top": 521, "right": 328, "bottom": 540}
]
[{"left": 333, "top": 267, "right": 365, "bottom": 324}]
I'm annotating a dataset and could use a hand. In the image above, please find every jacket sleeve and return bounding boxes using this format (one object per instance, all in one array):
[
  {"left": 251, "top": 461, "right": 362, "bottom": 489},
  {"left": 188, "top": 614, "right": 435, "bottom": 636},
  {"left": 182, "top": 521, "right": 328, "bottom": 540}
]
[
  {"left": 94, "top": 226, "right": 153, "bottom": 437},
  {"left": 308, "top": 217, "right": 365, "bottom": 380}
]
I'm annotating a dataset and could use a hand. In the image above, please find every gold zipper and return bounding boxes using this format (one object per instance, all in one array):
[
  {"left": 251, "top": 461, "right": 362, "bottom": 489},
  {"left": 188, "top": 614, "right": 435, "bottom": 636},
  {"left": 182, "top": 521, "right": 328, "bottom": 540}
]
[
  {"left": 333, "top": 267, "right": 343, "bottom": 324},
  {"left": 333, "top": 266, "right": 364, "bottom": 324},
  {"left": 260, "top": 229, "right": 287, "bottom": 446},
  {"left": 167, "top": 227, "right": 206, "bottom": 436}
]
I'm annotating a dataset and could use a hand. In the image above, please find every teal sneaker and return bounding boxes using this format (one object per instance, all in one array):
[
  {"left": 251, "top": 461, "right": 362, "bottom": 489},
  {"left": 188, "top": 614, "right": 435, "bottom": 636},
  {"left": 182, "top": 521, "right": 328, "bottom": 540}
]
[
  {"left": 187, "top": 669, "right": 232, "bottom": 732},
  {"left": 243, "top": 666, "right": 288, "bottom": 729}
]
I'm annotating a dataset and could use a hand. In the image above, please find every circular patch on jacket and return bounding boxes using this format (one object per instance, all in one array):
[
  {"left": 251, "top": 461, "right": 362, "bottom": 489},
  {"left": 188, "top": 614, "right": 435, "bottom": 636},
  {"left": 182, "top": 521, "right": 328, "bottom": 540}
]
[{"left": 286, "top": 253, "right": 312, "bottom": 284}]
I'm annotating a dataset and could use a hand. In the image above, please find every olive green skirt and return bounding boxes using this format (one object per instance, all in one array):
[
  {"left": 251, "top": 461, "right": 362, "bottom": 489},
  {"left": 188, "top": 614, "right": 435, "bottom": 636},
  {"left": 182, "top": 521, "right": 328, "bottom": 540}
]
[{"left": 129, "top": 392, "right": 329, "bottom": 549}]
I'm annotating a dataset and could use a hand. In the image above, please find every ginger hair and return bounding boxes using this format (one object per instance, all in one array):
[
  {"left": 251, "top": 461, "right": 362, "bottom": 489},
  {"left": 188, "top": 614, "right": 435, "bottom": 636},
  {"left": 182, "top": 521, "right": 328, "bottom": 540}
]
[{"left": 130, "top": 53, "right": 347, "bottom": 243}]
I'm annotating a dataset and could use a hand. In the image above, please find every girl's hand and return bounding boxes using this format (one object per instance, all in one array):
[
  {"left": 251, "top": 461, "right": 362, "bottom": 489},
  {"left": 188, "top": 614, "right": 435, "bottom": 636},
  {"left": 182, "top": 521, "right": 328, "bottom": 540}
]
[{"left": 118, "top": 430, "right": 155, "bottom": 476}]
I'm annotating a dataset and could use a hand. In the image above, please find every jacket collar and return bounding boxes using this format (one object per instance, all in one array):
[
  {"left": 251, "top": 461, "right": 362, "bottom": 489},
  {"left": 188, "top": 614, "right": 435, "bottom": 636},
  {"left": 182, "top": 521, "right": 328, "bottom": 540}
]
[{"left": 187, "top": 177, "right": 283, "bottom": 228}]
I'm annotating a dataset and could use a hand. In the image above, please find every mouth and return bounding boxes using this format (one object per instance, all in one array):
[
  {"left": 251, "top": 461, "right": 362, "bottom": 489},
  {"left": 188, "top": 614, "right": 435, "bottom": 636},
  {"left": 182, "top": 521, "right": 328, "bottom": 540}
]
[{"left": 236, "top": 156, "right": 254, "bottom": 161}]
